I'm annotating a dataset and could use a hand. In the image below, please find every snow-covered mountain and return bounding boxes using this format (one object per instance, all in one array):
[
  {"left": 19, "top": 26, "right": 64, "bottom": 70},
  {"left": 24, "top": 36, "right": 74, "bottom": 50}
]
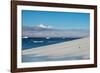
[
  {"left": 36, "top": 24, "right": 52, "bottom": 29},
  {"left": 23, "top": 24, "right": 54, "bottom": 31},
  {"left": 22, "top": 24, "right": 89, "bottom": 38}
]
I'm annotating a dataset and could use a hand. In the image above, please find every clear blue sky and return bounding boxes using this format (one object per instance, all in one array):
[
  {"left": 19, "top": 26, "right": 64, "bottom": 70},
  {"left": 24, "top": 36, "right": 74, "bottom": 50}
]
[{"left": 22, "top": 10, "right": 90, "bottom": 30}]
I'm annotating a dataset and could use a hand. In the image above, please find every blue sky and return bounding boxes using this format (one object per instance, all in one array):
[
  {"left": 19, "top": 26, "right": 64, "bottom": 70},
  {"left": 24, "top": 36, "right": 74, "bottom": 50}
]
[{"left": 22, "top": 10, "right": 90, "bottom": 30}]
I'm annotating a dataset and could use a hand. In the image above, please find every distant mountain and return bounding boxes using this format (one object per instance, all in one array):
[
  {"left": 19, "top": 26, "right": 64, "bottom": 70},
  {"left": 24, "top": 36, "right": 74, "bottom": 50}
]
[
  {"left": 22, "top": 24, "right": 89, "bottom": 38},
  {"left": 36, "top": 24, "right": 52, "bottom": 29},
  {"left": 23, "top": 24, "right": 55, "bottom": 31}
]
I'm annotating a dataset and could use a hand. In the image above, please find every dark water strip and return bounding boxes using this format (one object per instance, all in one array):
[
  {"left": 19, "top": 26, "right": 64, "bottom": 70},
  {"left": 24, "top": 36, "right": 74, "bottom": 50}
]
[{"left": 22, "top": 37, "right": 81, "bottom": 50}]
